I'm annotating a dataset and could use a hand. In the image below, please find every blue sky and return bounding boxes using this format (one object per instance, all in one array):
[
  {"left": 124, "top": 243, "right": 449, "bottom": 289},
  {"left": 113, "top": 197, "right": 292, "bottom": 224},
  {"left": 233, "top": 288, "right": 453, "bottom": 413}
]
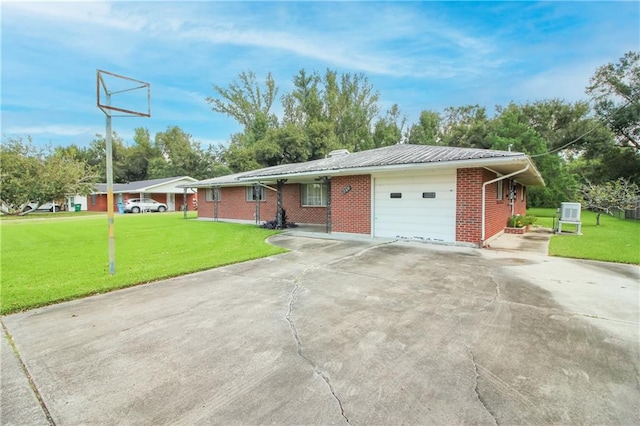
[{"left": 2, "top": 1, "right": 638, "bottom": 149}]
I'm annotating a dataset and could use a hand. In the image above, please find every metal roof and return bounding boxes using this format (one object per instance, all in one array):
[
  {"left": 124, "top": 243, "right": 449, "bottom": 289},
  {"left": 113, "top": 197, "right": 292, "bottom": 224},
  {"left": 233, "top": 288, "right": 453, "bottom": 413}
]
[
  {"left": 242, "top": 144, "right": 523, "bottom": 177},
  {"left": 176, "top": 172, "right": 253, "bottom": 188},
  {"left": 182, "top": 144, "right": 545, "bottom": 188},
  {"left": 95, "top": 176, "right": 197, "bottom": 193}
]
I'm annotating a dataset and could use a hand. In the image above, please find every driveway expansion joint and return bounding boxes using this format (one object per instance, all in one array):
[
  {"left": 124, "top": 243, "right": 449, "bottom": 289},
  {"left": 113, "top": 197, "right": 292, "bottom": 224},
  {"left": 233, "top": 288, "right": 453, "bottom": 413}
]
[{"left": 285, "top": 268, "right": 352, "bottom": 425}]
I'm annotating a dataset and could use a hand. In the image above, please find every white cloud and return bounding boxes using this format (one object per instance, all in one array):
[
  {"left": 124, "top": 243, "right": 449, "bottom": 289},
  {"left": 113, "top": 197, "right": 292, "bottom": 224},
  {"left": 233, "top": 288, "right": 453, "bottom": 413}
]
[
  {"left": 2, "top": 1, "right": 146, "bottom": 32},
  {"left": 4, "top": 124, "right": 98, "bottom": 136},
  {"left": 515, "top": 62, "right": 600, "bottom": 103}
]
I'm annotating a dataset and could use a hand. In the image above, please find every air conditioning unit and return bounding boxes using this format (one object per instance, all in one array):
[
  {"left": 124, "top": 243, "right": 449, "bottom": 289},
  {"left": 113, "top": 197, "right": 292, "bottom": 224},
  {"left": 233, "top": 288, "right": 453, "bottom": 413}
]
[{"left": 560, "top": 202, "right": 581, "bottom": 222}]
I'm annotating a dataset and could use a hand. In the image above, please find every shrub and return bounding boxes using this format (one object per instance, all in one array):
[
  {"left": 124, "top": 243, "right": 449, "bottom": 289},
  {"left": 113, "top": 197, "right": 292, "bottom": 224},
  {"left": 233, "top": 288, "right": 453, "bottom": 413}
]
[{"left": 508, "top": 214, "right": 537, "bottom": 228}]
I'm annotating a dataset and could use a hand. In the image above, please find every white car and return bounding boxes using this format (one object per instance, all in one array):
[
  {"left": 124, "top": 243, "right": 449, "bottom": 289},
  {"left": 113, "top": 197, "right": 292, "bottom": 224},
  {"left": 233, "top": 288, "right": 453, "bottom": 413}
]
[
  {"left": 123, "top": 198, "right": 168, "bottom": 213},
  {"left": 23, "top": 201, "right": 61, "bottom": 212}
]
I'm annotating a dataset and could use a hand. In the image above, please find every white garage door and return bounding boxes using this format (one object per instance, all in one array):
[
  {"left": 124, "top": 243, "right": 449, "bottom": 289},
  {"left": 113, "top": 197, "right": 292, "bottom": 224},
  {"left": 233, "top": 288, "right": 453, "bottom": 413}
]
[{"left": 373, "top": 170, "right": 456, "bottom": 242}]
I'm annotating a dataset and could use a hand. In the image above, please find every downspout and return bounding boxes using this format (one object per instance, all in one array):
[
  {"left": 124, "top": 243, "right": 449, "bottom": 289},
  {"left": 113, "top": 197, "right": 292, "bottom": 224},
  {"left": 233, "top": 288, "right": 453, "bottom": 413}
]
[{"left": 481, "top": 164, "right": 529, "bottom": 245}]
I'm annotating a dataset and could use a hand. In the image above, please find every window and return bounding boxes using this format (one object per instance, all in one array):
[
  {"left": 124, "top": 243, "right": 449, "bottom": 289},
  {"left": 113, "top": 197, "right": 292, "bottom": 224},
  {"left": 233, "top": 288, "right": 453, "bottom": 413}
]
[
  {"left": 246, "top": 186, "right": 266, "bottom": 201},
  {"left": 521, "top": 186, "right": 526, "bottom": 201},
  {"left": 205, "top": 188, "right": 220, "bottom": 202},
  {"left": 390, "top": 193, "right": 402, "bottom": 199},
  {"left": 496, "top": 181, "right": 503, "bottom": 200},
  {"left": 91, "top": 194, "right": 97, "bottom": 205},
  {"left": 301, "top": 183, "right": 327, "bottom": 206}
]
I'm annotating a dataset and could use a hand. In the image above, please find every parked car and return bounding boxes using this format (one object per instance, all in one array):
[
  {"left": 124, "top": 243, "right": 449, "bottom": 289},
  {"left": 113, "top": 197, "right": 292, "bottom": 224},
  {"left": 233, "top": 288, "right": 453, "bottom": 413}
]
[
  {"left": 123, "top": 198, "right": 168, "bottom": 213},
  {"left": 22, "top": 201, "right": 61, "bottom": 212}
]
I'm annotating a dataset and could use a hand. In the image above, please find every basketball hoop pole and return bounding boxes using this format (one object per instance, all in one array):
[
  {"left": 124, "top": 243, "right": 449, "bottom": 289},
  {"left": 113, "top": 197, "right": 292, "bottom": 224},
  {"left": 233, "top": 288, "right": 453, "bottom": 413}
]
[
  {"left": 97, "top": 69, "right": 150, "bottom": 276},
  {"left": 105, "top": 95, "right": 115, "bottom": 275}
]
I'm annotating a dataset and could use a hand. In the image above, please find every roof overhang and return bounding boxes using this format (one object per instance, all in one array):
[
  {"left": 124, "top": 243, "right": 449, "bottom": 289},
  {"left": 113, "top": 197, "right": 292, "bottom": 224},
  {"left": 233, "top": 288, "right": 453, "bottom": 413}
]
[
  {"left": 180, "top": 154, "right": 544, "bottom": 189},
  {"left": 240, "top": 156, "right": 545, "bottom": 187}
]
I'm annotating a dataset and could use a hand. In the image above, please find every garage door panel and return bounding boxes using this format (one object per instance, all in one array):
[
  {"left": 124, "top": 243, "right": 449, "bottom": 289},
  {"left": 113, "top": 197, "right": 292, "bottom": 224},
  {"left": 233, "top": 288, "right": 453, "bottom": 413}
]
[{"left": 374, "top": 170, "right": 456, "bottom": 242}]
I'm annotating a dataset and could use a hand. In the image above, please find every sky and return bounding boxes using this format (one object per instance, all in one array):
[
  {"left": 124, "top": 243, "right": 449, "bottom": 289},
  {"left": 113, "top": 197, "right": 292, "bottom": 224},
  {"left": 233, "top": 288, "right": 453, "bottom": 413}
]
[{"left": 1, "top": 1, "right": 639, "bottom": 149}]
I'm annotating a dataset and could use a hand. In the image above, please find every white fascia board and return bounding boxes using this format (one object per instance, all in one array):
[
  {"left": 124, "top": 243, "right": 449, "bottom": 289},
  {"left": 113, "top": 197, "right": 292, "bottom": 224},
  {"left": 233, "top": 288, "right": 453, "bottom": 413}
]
[
  {"left": 181, "top": 182, "right": 248, "bottom": 188},
  {"left": 145, "top": 177, "right": 198, "bottom": 190}
]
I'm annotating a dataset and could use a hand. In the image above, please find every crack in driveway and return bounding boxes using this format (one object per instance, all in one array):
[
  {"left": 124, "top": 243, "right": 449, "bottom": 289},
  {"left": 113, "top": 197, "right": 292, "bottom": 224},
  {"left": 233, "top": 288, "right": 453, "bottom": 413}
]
[
  {"left": 456, "top": 316, "right": 499, "bottom": 425},
  {"left": 285, "top": 268, "right": 352, "bottom": 425},
  {"left": 467, "top": 345, "right": 498, "bottom": 426}
]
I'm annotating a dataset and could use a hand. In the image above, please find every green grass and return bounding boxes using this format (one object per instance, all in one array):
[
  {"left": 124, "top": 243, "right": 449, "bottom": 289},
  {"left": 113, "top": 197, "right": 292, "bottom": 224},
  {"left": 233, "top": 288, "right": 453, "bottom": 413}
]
[
  {"left": 1, "top": 213, "right": 285, "bottom": 314},
  {"left": 0, "top": 211, "right": 105, "bottom": 221},
  {"left": 527, "top": 208, "right": 640, "bottom": 264}
]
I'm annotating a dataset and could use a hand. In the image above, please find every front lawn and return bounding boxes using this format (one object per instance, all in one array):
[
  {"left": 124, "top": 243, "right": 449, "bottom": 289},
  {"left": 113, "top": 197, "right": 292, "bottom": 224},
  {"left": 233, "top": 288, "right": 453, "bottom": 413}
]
[
  {"left": 0, "top": 211, "right": 105, "bottom": 221},
  {"left": 527, "top": 208, "right": 639, "bottom": 264},
  {"left": 1, "top": 213, "right": 285, "bottom": 314}
]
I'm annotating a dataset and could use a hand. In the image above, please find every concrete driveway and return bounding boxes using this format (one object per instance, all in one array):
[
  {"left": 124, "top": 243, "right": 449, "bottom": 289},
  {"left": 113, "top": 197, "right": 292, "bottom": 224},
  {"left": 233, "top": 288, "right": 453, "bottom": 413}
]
[{"left": 2, "top": 235, "right": 639, "bottom": 425}]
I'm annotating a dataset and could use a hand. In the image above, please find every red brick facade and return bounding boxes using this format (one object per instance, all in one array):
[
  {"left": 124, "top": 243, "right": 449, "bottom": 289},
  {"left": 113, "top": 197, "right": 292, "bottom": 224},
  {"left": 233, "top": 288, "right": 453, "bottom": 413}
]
[
  {"left": 455, "top": 169, "right": 484, "bottom": 243},
  {"left": 197, "top": 168, "right": 527, "bottom": 245},
  {"left": 198, "top": 185, "right": 328, "bottom": 225},
  {"left": 331, "top": 175, "right": 371, "bottom": 234},
  {"left": 456, "top": 168, "right": 527, "bottom": 245},
  {"left": 87, "top": 194, "right": 110, "bottom": 212},
  {"left": 87, "top": 192, "right": 196, "bottom": 212}
]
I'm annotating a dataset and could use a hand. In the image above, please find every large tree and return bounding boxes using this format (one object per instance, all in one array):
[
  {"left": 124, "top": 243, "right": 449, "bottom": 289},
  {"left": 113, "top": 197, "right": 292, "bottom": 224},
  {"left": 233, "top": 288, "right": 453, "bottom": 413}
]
[
  {"left": 206, "top": 71, "right": 278, "bottom": 134},
  {"left": 214, "top": 68, "right": 384, "bottom": 171},
  {"left": 580, "top": 178, "right": 639, "bottom": 225},
  {"left": 586, "top": 51, "right": 640, "bottom": 150},
  {"left": 440, "top": 105, "right": 490, "bottom": 149},
  {"left": 86, "top": 132, "right": 129, "bottom": 183},
  {"left": 371, "top": 104, "right": 406, "bottom": 149},
  {"left": 406, "top": 110, "right": 442, "bottom": 145},
  {"left": 149, "top": 126, "right": 219, "bottom": 180},
  {"left": 124, "top": 127, "right": 159, "bottom": 182},
  {"left": 0, "top": 137, "right": 96, "bottom": 214},
  {"left": 282, "top": 69, "right": 381, "bottom": 154},
  {"left": 486, "top": 103, "right": 579, "bottom": 207}
]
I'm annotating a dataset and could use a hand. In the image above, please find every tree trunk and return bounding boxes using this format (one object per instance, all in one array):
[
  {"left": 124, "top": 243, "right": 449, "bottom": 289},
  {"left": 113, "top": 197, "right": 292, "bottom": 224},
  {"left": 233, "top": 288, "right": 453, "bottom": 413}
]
[{"left": 596, "top": 212, "right": 601, "bottom": 226}]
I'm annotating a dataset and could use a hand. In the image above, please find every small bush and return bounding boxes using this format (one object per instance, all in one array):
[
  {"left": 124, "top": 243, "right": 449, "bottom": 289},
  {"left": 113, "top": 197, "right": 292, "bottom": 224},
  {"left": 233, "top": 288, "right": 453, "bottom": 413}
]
[{"left": 508, "top": 214, "right": 537, "bottom": 228}]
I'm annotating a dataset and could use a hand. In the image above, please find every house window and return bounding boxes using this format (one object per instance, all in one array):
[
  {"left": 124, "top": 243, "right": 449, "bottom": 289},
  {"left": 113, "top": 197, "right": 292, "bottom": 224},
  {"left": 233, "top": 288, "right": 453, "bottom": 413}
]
[
  {"left": 496, "top": 181, "right": 503, "bottom": 200},
  {"left": 246, "top": 186, "right": 266, "bottom": 201},
  {"left": 205, "top": 188, "right": 220, "bottom": 201},
  {"left": 521, "top": 186, "right": 526, "bottom": 201},
  {"left": 301, "top": 183, "right": 327, "bottom": 206},
  {"left": 91, "top": 194, "right": 97, "bottom": 205}
]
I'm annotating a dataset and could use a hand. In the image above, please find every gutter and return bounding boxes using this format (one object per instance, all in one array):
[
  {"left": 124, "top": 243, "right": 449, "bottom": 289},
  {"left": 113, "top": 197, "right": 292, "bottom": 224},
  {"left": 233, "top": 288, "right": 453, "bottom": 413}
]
[{"left": 481, "top": 164, "right": 529, "bottom": 245}]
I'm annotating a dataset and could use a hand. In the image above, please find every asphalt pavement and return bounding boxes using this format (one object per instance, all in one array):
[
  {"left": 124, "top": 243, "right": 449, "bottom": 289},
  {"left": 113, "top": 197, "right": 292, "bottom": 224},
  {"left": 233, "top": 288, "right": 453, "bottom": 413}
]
[{"left": 2, "top": 233, "right": 639, "bottom": 425}]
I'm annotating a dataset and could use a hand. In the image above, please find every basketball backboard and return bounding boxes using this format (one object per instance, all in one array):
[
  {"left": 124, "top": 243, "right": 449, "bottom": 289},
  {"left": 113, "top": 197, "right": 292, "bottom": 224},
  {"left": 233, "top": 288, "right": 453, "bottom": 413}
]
[{"left": 96, "top": 69, "right": 150, "bottom": 117}]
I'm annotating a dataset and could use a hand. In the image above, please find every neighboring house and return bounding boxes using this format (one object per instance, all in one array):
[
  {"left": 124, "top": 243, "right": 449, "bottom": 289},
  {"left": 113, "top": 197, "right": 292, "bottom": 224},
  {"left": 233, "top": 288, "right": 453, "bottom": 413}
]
[
  {"left": 181, "top": 145, "right": 545, "bottom": 246},
  {"left": 72, "top": 176, "right": 198, "bottom": 212}
]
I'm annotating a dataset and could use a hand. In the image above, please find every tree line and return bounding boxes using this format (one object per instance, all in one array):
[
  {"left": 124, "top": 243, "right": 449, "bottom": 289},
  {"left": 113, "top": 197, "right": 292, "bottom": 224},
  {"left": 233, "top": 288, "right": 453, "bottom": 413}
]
[{"left": 1, "top": 52, "right": 638, "bottom": 215}]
